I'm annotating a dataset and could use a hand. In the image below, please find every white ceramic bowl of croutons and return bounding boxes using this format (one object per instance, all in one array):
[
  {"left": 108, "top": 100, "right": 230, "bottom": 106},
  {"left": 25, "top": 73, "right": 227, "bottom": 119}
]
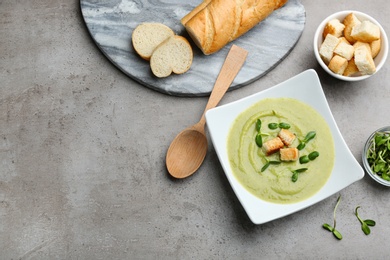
[{"left": 314, "top": 10, "right": 388, "bottom": 81}]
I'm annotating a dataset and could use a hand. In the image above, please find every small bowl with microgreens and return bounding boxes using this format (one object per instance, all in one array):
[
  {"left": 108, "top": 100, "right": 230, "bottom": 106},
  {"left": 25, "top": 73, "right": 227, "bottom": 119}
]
[
  {"left": 314, "top": 10, "right": 388, "bottom": 81},
  {"left": 363, "top": 126, "right": 390, "bottom": 187}
]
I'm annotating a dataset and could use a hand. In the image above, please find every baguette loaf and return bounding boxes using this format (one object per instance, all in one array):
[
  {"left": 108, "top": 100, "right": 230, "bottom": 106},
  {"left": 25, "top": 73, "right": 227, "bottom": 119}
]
[{"left": 181, "top": 0, "right": 288, "bottom": 55}]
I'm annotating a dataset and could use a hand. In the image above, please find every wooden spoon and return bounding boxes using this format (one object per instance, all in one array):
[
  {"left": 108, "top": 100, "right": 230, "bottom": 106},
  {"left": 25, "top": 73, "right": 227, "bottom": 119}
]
[{"left": 166, "top": 45, "right": 248, "bottom": 179}]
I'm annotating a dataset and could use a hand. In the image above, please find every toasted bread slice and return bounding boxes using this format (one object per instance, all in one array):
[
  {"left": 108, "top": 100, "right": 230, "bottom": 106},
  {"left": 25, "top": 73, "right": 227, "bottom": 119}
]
[
  {"left": 280, "top": 148, "right": 299, "bottom": 161},
  {"left": 342, "top": 13, "right": 361, "bottom": 44},
  {"left": 132, "top": 23, "right": 175, "bottom": 60},
  {"left": 150, "top": 35, "right": 193, "bottom": 78}
]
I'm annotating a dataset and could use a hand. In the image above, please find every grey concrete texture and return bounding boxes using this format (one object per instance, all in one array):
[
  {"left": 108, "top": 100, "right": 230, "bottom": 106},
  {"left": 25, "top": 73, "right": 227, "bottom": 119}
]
[{"left": 1, "top": 0, "right": 389, "bottom": 259}]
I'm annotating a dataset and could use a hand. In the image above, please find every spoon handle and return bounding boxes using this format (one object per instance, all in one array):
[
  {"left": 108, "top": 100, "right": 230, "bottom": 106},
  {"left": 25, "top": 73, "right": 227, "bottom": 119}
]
[{"left": 200, "top": 45, "right": 248, "bottom": 124}]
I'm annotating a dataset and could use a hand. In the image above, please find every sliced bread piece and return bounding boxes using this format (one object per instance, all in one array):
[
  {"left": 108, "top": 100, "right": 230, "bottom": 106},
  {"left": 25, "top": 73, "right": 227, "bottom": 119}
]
[
  {"left": 323, "top": 18, "right": 345, "bottom": 38},
  {"left": 132, "top": 23, "right": 175, "bottom": 60},
  {"left": 150, "top": 35, "right": 193, "bottom": 78},
  {"left": 351, "top": 20, "right": 380, "bottom": 42},
  {"left": 342, "top": 13, "right": 361, "bottom": 44},
  {"left": 354, "top": 45, "right": 376, "bottom": 75}
]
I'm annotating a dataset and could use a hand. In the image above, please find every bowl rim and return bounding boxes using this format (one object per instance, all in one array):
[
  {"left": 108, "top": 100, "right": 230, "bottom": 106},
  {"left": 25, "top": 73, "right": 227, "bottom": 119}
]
[
  {"left": 362, "top": 126, "right": 390, "bottom": 187},
  {"left": 313, "top": 10, "right": 389, "bottom": 81},
  {"left": 205, "top": 69, "right": 364, "bottom": 224}
]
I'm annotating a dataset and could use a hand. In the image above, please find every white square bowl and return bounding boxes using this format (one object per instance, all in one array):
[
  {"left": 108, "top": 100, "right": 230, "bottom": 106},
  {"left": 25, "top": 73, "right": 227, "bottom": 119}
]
[{"left": 205, "top": 69, "right": 364, "bottom": 224}]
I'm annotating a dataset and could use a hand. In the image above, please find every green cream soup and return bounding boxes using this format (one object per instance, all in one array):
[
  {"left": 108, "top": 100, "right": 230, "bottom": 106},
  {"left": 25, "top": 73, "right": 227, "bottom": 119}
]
[{"left": 227, "top": 98, "right": 335, "bottom": 204}]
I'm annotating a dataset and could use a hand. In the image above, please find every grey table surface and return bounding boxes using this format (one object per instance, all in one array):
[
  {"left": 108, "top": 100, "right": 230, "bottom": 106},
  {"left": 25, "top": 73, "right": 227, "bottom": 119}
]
[{"left": 1, "top": 0, "right": 389, "bottom": 259}]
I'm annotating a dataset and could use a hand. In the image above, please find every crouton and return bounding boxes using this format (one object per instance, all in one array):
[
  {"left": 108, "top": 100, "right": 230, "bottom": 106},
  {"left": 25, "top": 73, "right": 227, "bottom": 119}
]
[
  {"left": 262, "top": 137, "right": 284, "bottom": 156},
  {"left": 351, "top": 20, "right": 380, "bottom": 42},
  {"left": 370, "top": 38, "right": 381, "bottom": 58},
  {"left": 334, "top": 41, "right": 355, "bottom": 60},
  {"left": 280, "top": 147, "right": 299, "bottom": 161},
  {"left": 319, "top": 34, "right": 340, "bottom": 65},
  {"left": 323, "top": 19, "right": 345, "bottom": 38},
  {"left": 328, "top": 55, "right": 348, "bottom": 75},
  {"left": 343, "top": 58, "right": 359, "bottom": 76},
  {"left": 343, "top": 13, "right": 361, "bottom": 44},
  {"left": 354, "top": 45, "right": 376, "bottom": 75},
  {"left": 278, "top": 129, "right": 296, "bottom": 146},
  {"left": 353, "top": 41, "right": 371, "bottom": 52}
]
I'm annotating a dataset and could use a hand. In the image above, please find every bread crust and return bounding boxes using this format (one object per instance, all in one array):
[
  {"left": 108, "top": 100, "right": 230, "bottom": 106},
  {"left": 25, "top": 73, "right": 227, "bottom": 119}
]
[
  {"left": 354, "top": 45, "right": 376, "bottom": 75},
  {"left": 370, "top": 38, "right": 381, "bottom": 58},
  {"left": 132, "top": 23, "right": 174, "bottom": 60},
  {"left": 263, "top": 137, "right": 284, "bottom": 156},
  {"left": 280, "top": 147, "right": 298, "bottom": 161},
  {"left": 343, "top": 13, "right": 361, "bottom": 44},
  {"left": 343, "top": 58, "right": 359, "bottom": 76},
  {"left": 323, "top": 19, "right": 345, "bottom": 39},
  {"left": 150, "top": 36, "right": 193, "bottom": 78},
  {"left": 328, "top": 55, "right": 348, "bottom": 75},
  {"left": 182, "top": 0, "right": 288, "bottom": 55}
]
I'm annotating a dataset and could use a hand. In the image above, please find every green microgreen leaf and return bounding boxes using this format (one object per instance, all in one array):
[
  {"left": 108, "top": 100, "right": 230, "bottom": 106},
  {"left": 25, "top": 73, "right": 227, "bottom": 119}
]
[
  {"left": 268, "top": 123, "right": 278, "bottom": 130},
  {"left": 308, "top": 151, "right": 320, "bottom": 160},
  {"left": 299, "top": 155, "right": 309, "bottom": 164},
  {"left": 291, "top": 168, "right": 308, "bottom": 182},
  {"left": 323, "top": 195, "right": 342, "bottom": 240},
  {"left": 279, "top": 122, "right": 291, "bottom": 129},
  {"left": 255, "top": 133, "right": 263, "bottom": 148},
  {"left": 298, "top": 131, "right": 316, "bottom": 150},
  {"left": 322, "top": 223, "right": 333, "bottom": 232}
]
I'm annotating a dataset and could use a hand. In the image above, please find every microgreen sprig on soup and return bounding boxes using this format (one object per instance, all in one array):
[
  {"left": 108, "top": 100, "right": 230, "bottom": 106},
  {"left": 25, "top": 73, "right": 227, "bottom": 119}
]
[
  {"left": 291, "top": 168, "right": 308, "bottom": 182},
  {"left": 299, "top": 151, "right": 320, "bottom": 164},
  {"left": 254, "top": 119, "right": 269, "bottom": 148},
  {"left": 261, "top": 159, "right": 281, "bottom": 172},
  {"left": 268, "top": 122, "right": 291, "bottom": 130},
  {"left": 297, "top": 131, "right": 316, "bottom": 150}
]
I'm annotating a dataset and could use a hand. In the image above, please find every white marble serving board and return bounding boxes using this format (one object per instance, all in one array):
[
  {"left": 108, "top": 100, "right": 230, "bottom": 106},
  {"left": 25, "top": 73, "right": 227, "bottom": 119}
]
[{"left": 80, "top": 0, "right": 306, "bottom": 96}]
